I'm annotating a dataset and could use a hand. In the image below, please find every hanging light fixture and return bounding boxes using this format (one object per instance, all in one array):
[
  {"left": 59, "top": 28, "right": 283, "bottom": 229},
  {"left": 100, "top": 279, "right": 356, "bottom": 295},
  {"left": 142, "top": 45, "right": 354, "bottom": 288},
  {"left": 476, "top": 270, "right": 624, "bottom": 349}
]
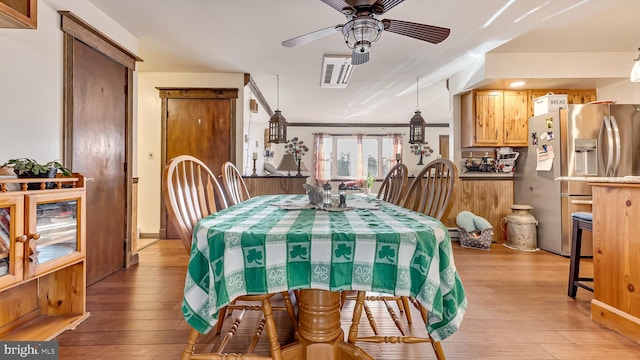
[
  {"left": 409, "top": 76, "right": 426, "bottom": 144},
  {"left": 631, "top": 47, "right": 640, "bottom": 82},
  {"left": 342, "top": 17, "right": 384, "bottom": 55},
  {"left": 268, "top": 74, "right": 287, "bottom": 143}
]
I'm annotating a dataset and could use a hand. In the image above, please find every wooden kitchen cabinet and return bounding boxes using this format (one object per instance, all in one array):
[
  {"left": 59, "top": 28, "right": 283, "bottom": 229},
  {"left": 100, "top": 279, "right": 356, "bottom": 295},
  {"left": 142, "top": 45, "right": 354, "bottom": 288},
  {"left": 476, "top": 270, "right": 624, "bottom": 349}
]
[
  {"left": 443, "top": 177, "right": 514, "bottom": 243},
  {"left": 0, "top": 0, "right": 37, "bottom": 29},
  {"left": 472, "top": 90, "right": 503, "bottom": 146},
  {"left": 0, "top": 175, "right": 88, "bottom": 340},
  {"left": 502, "top": 91, "right": 529, "bottom": 145},
  {"left": 461, "top": 89, "right": 596, "bottom": 148},
  {"left": 461, "top": 90, "right": 528, "bottom": 147},
  {"left": 527, "top": 89, "right": 596, "bottom": 119}
]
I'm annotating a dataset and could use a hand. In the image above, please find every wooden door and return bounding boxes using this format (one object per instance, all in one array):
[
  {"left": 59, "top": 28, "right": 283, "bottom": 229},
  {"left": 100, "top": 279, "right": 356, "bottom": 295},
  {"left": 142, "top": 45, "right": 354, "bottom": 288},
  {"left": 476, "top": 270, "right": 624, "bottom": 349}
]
[
  {"left": 159, "top": 88, "right": 237, "bottom": 240},
  {"left": 502, "top": 91, "right": 528, "bottom": 146},
  {"left": 61, "top": 12, "right": 142, "bottom": 285},
  {"left": 439, "top": 135, "right": 449, "bottom": 160},
  {"left": 70, "top": 39, "right": 126, "bottom": 284},
  {"left": 474, "top": 91, "right": 503, "bottom": 146}
]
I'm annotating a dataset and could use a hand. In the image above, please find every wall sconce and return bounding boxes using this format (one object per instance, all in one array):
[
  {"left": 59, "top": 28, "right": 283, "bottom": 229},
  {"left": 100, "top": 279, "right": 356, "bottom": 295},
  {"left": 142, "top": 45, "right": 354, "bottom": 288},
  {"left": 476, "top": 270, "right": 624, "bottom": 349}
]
[
  {"left": 631, "top": 47, "right": 640, "bottom": 82},
  {"left": 249, "top": 99, "right": 259, "bottom": 113},
  {"left": 409, "top": 77, "right": 426, "bottom": 144}
]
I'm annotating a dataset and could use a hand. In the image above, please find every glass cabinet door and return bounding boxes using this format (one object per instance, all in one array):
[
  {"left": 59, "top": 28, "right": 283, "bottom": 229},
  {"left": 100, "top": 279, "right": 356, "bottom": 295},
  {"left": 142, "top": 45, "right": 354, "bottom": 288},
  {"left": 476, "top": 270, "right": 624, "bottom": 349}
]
[
  {"left": 25, "top": 190, "right": 85, "bottom": 278},
  {"left": 0, "top": 195, "right": 24, "bottom": 289},
  {"left": 32, "top": 200, "right": 78, "bottom": 264}
]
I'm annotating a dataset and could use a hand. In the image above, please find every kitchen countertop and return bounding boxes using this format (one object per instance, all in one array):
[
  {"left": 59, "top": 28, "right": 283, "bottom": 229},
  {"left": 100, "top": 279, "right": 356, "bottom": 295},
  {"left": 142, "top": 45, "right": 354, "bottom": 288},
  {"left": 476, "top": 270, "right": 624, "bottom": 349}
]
[
  {"left": 555, "top": 176, "right": 640, "bottom": 184},
  {"left": 459, "top": 172, "right": 514, "bottom": 180}
]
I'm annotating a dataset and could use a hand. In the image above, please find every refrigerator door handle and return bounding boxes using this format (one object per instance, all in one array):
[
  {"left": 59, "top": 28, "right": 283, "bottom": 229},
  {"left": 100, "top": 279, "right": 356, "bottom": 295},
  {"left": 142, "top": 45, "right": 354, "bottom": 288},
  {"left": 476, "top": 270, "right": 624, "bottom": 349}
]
[
  {"left": 598, "top": 117, "right": 605, "bottom": 174},
  {"left": 601, "top": 115, "right": 614, "bottom": 176},
  {"left": 610, "top": 115, "right": 621, "bottom": 176}
]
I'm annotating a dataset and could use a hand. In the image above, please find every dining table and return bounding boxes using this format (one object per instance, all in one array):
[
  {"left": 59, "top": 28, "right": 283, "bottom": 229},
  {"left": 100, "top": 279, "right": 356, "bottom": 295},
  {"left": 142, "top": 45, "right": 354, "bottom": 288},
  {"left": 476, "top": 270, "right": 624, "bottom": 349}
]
[{"left": 182, "top": 194, "right": 467, "bottom": 360}]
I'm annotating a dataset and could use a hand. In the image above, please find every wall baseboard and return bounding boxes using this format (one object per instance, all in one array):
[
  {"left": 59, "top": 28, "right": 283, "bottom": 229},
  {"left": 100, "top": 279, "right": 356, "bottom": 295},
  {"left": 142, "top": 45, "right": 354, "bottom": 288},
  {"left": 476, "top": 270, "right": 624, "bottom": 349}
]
[{"left": 139, "top": 232, "right": 160, "bottom": 239}]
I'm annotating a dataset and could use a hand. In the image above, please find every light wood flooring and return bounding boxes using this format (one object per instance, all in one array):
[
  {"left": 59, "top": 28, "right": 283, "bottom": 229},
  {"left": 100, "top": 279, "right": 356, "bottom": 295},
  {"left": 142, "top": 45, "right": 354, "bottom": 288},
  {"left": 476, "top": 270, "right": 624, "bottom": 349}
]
[{"left": 56, "top": 240, "right": 640, "bottom": 359}]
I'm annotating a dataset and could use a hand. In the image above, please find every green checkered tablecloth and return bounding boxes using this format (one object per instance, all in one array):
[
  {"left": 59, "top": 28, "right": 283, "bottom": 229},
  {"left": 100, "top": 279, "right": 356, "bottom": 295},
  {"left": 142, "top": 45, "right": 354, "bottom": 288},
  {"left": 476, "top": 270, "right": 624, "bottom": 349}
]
[{"left": 182, "top": 194, "right": 467, "bottom": 341}]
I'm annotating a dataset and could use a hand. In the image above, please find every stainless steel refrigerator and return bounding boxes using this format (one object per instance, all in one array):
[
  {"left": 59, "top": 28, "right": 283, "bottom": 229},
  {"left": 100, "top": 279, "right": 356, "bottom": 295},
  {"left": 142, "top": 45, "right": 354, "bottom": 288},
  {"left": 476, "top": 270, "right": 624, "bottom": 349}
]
[{"left": 514, "top": 104, "right": 640, "bottom": 256}]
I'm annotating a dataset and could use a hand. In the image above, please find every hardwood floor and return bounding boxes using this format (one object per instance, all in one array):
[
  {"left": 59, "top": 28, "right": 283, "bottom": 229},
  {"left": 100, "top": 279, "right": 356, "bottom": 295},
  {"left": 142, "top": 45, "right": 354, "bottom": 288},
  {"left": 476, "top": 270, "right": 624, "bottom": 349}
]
[{"left": 56, "top": 240, "right": 640, "bottom": 359}]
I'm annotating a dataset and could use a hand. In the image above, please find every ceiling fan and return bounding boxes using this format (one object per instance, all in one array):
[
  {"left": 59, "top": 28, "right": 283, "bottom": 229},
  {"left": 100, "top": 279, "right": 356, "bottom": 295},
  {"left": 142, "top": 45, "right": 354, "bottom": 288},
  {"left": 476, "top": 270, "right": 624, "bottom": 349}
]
[{"left": 281, "top": 0, "right": 451, "bottom": 65}]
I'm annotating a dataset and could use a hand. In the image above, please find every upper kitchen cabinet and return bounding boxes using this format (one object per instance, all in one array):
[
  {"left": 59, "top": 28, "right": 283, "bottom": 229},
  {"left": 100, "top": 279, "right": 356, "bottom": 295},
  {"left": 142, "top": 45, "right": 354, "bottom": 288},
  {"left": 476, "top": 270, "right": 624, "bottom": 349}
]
[
  {"left": 527, "top": 89, "right": 597, "bottom": 118},
  {"left": 461, "top": 90, "right": 528, "bottom": 147},
  {"left": 461, "top": 88, "right": 597, "bottom": 148},
  {"left": 0, "top": 0, "right": 37, "bottom": 29}
]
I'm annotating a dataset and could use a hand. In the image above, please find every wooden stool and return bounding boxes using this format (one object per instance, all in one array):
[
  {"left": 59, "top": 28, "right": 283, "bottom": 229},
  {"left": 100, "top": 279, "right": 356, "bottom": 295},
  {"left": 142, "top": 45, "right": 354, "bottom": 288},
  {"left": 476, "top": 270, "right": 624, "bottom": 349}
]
[{"left": 568, "top": 212, "right": 594, "bottom": 298}]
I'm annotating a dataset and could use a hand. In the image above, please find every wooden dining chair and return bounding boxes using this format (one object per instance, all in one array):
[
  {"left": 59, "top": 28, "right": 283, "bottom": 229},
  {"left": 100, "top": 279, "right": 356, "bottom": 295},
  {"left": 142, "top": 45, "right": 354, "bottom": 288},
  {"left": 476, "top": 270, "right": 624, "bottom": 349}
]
[
  {"left": 402, "top": 158, "right": 458, "bottom": 220},
  {"left": 163, "top": 155, "right": 297, "bottom": 360},
  {"left": 221, "top": 161, "right": 251, "bottom": 206},
  {"left": 376, "top": 162, "right": 409, "bottom": 205},
  {"left": 344, "top": 158, "right": 458, "bottom": 360}
]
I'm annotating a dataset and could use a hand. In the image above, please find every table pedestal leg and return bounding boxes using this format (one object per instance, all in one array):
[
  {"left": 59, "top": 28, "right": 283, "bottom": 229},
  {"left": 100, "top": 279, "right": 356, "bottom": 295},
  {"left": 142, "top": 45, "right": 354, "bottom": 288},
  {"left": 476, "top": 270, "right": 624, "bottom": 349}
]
[{"left": 281, "top": 289, "right": 374, "bottom": 360}]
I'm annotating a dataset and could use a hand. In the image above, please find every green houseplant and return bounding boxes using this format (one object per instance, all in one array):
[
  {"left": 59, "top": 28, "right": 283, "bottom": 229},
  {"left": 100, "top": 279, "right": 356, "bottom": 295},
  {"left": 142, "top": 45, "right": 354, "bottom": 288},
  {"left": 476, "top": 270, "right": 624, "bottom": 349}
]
[
  {"left": 2, "top": 158, "right": 71, "bottom": 190},
  {"left": 364, "top": 173, "right": 376, "bottom": 194},
  {"left": 2, "top": 158, "right": 71, "bottom": 177}
]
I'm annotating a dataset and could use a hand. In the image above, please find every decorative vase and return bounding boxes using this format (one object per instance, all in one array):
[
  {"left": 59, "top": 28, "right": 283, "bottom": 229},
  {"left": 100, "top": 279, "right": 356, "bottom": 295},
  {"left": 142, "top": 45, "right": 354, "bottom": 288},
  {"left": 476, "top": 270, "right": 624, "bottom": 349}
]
[
  {"left": 417, "top": 154, "right": 424, "bottom": 165},
  {"left": 364, "top": 187, "right": 371, "bottom": 195}
]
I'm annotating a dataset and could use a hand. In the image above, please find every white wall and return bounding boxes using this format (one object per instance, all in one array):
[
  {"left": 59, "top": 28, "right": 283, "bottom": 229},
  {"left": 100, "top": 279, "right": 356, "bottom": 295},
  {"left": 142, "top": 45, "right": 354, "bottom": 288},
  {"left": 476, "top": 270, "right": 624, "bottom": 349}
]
[
  {"left": 598, "top": 80, "right": 640, "bottom": 103},
  {"left": 0, "top": 0, "right": 138, "bottom": 163},
  {"left": 243, "top": 86, "right": 270, "bottom": 176},
  {"left": 485, "top": 52, "right": 633, "bottom": 79},
  {"left": 136, "top": 72, "right": 245, "bottom": 234}
]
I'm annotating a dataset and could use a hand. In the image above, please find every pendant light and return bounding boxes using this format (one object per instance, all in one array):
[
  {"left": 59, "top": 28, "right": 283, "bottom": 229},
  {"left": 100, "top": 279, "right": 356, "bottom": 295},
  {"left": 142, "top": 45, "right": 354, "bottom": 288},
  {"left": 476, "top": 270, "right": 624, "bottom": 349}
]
[
  {"left": 268, "top": 74, "right": 287, "bottom": 143},
  {"left": 409, "top": 76, "right": 426, "bottom": 144}
]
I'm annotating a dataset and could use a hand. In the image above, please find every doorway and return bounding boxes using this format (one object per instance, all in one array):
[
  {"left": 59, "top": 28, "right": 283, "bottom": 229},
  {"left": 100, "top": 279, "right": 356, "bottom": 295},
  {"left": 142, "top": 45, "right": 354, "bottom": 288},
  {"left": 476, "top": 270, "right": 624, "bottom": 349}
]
[
  {"left": 158, "top": 88, "right": 238, "bottom": 239},
  {"left": 439, "top": 135, "right": 450, "bottom": 159},
  {"left": 61, "top": 12, "right": 142, "bottom": 285}
]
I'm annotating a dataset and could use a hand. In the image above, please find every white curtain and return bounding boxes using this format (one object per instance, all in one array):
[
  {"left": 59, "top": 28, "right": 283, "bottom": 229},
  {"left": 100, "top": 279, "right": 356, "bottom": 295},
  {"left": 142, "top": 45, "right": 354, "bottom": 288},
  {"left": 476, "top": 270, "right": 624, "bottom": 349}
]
[
  {"left": 392, "top": 133, "right": 403, "bottom": 166},
  {"left": 313, "top": 133, "right": 327, "bottom": 185}
]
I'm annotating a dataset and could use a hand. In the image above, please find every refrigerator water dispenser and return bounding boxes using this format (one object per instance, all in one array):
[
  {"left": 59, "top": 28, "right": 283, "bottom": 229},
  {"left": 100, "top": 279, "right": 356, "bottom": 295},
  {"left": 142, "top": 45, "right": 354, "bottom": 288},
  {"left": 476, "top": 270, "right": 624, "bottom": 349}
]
[{"left": 574, "top": 138, "right": 597, "bottom": 175}]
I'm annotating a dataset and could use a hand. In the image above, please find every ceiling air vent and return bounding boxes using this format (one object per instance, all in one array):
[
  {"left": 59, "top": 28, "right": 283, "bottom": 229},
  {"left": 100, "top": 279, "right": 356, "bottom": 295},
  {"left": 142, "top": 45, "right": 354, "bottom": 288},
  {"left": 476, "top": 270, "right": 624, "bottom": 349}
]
[{"left": 320, "top": 55, "right": 354, "bottom": 88}]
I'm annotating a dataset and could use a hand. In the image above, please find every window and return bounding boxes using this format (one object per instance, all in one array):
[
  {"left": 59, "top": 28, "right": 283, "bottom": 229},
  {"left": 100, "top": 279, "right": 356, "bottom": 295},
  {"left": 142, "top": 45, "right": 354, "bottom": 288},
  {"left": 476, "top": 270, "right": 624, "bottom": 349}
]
[{"left": 314, "top": 134, "right": 402, "bottom": 182}]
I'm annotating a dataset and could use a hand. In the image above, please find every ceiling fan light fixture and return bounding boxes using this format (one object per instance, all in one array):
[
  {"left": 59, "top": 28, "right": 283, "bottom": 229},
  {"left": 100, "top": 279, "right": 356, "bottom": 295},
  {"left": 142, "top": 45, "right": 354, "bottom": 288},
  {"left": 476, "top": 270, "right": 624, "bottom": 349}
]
[{"left": 342, "top": 17, "right": 383, "bottom": 53}]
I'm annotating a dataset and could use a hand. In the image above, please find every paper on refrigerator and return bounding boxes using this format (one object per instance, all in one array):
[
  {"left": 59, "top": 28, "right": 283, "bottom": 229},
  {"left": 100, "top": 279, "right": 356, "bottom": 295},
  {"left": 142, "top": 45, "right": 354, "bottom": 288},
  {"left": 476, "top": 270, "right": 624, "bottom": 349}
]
[{"left": 536, "top": 145, "right": 555, "bottom": 171}]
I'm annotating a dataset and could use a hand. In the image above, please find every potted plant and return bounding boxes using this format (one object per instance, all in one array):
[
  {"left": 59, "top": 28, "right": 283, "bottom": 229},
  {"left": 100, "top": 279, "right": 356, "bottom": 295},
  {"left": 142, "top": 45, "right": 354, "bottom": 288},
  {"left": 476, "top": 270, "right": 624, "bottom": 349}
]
[
  {"left": 2, "top": 158, "right": 71, "bottom": 189},
  {"left": 364, "top": 173, "right": 376, "bottom": 194}
]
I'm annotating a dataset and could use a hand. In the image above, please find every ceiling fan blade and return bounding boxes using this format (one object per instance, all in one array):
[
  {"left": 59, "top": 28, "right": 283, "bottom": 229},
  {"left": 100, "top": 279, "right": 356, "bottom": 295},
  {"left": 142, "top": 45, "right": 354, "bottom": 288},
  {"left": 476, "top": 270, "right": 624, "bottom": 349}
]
[
  {"left": 382, "top": 19, "right": 450, "bottom": 44},
  {"left": 352, "top": 50, "right": 369, "bottom": 65},
  {"left": 377, "top": 0, "right": 406, "bottom": 14},
  {"left": 282, "top": 25, "right": 343, "bottom": 48},
  {"left": 320, "top": 0, "right": 355, "bottom": 13}
]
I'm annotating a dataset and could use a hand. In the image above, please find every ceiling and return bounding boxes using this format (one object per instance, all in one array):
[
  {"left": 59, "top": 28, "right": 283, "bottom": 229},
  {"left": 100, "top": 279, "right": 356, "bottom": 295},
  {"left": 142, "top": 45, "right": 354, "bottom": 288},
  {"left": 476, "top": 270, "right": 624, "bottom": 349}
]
[{"left": 87, "top": 0, "right": 640, "bottom": 124}]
